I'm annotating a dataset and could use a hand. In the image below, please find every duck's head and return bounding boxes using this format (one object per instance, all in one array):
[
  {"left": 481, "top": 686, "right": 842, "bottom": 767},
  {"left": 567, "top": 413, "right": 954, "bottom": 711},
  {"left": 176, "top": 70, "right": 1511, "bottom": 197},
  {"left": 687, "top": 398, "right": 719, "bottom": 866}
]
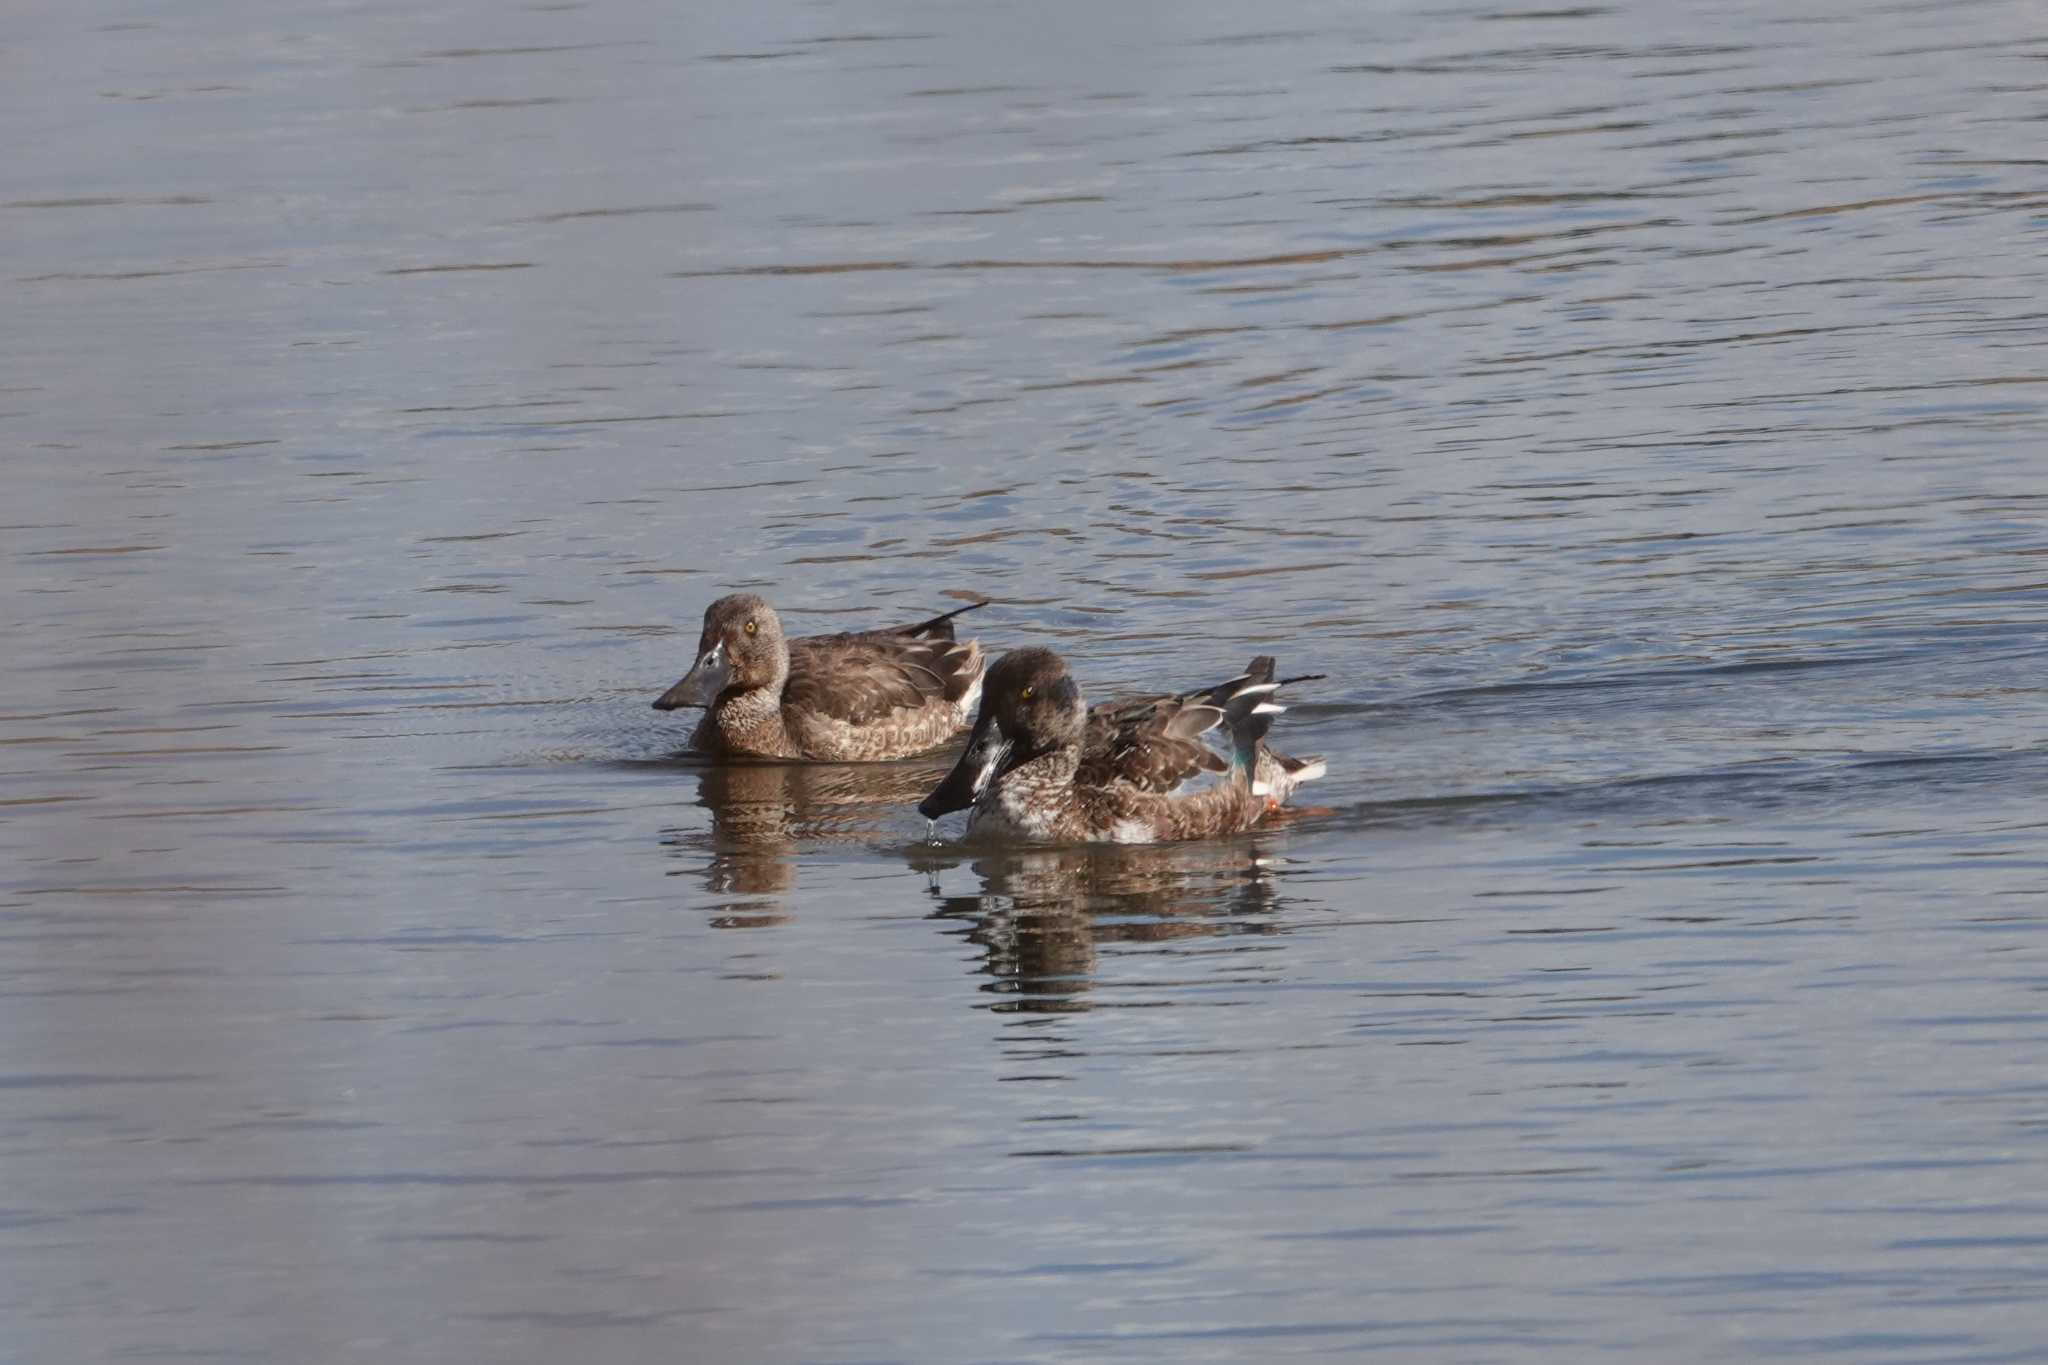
[
  {"left": 919, "top": 647, "right": 1085, "bottom": 818},
  {"left": 652, "top": 592, "right": 788, "bottom": 710}
]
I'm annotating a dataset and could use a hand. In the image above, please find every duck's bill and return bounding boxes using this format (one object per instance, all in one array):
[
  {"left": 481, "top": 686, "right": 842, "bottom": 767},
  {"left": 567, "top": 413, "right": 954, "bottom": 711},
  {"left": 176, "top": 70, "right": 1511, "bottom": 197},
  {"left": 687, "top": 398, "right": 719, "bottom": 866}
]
[
  {"left": 652, "top": 642, "right": 727, "bottom": 711},
  {"left": 919, "top": 713, "right": 1011, "bottom": 819}
]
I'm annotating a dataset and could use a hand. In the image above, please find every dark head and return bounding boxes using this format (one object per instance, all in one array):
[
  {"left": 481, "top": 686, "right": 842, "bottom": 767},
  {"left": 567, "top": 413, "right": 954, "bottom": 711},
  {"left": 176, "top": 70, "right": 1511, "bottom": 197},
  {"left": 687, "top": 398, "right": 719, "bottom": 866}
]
[
  {"left": 651, "top": 593, "right": 789, "bottom": 710},
  {"left": 918, "top": 647, "right": 1085, "bottom": 819}
]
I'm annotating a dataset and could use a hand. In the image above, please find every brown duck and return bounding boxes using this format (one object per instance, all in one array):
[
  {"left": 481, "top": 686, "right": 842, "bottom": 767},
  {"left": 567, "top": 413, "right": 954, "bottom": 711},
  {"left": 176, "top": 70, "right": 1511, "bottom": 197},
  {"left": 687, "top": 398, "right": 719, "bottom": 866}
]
[
  {"left": 919, "top": 647, "right": 1326, "bottom": 843},
  {"left": 653, "top": 593, "right": 986, "bottom": 761}
]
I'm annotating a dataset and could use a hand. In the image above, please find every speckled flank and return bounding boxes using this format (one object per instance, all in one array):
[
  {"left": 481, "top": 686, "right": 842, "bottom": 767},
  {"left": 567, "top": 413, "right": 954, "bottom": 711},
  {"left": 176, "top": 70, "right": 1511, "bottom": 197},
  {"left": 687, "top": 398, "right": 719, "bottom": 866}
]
[
  {"left": 786, "top": 692, "right": 975, "bottom": 762},
  {"left": 967, "top": 750, "right": 1271, "bottom": 845}
]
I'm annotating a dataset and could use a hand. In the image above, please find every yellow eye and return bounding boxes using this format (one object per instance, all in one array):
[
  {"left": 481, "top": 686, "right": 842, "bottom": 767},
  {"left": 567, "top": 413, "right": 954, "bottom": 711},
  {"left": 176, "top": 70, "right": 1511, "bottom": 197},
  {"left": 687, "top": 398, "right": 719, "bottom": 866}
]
[
  {"left": 1020, "top": 685, "right": 1034, "bottom": 700},
  {"left": 743, "top": 620, "right": 757, "bottom": 636}
]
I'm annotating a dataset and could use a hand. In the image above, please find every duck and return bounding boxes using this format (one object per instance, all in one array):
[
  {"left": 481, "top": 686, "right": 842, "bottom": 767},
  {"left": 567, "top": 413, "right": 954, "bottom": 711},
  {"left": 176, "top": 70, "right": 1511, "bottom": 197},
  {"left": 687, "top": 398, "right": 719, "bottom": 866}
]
[
  {"left": 652, "top": 593, "right": 986, "bottom": 761},
  {"left": 918, "top": 647, "right": 1326, "bottom": 843}
]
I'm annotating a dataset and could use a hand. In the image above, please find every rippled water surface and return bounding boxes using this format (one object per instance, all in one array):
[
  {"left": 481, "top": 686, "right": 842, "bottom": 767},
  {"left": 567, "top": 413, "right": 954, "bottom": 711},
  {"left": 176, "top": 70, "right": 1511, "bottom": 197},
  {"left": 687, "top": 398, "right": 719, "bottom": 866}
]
[{"left": 6, "top": 0, "right": 2048, "bottom": 1359}]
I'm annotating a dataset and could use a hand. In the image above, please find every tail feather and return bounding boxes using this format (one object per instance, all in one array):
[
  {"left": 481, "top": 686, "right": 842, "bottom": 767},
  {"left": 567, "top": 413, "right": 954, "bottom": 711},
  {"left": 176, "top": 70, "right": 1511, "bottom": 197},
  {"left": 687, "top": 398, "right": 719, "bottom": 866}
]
[
  {"left": 1281, "top": 753, "right": 1327, "bottom": 783},
  {"left": 900, "top": 599, "right": 989, "bottom": 640},
  {"left": 943, "top": 639, "right": 985, "bottom": 705},
  {"left": 1197, "top": 655, "right": 1274, "bottom": 707},
  {"left": 1210, "top": 661, "right": 1327, "bottom": 800}
]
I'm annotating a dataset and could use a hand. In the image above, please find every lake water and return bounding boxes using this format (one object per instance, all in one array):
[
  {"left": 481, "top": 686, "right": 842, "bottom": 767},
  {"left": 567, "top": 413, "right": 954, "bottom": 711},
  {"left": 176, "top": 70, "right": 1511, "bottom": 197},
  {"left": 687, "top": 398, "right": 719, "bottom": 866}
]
[{"left": 5, "top": 0, "right": 2047, "bottom": 1359}]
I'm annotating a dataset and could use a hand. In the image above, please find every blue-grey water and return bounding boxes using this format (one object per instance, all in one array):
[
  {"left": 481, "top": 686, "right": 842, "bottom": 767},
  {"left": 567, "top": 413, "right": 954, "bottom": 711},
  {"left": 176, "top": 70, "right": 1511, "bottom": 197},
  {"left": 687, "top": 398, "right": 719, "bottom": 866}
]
[{"left": 5, "top": 0, "right": 2047, "bottom": 1360}]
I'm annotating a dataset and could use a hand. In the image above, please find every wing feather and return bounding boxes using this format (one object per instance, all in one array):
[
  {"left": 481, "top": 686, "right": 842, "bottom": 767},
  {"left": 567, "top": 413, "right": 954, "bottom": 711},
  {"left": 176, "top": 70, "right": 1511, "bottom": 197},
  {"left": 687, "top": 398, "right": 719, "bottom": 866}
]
[
  {"left": 781, "top": 638, "right": 935, "bottom": 726},
  {"left": 1078, "top": 657, "right": 1297, "bottom": 793},
  {"left": 1079, "top": 693, "right": 1228, "bottom": 793},
  {"left": 782, "top": 629, "right": 980, "bottom": 726}
]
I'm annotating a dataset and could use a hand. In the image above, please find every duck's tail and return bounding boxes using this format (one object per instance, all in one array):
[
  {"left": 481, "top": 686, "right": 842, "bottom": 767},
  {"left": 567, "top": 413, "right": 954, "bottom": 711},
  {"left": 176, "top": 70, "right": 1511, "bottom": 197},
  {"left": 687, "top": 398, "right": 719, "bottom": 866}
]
[
  {"left": 1200, "top": 656, "right": 1327, "bottom": 705},
  {"left": 1212, "top": 658, "right": 1327, "bottom": 801},
  {"left": 1261, "top": 750, "right": 1327, "bottom": 802},
  {"left": 900, "top": 599, "right": 989, "bottom": 640}
]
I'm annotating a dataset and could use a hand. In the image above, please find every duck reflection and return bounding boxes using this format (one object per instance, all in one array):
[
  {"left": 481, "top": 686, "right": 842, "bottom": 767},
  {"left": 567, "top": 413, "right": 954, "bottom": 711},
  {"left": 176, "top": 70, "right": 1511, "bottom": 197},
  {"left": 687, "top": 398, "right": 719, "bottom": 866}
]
[
  {"left": 913, "top": 840, "right": 1286, "bottom": 1013},
  {"left": 660, "top": 759, "right": 944, "bottom": 922},
  {"left": 661, "top": 762, "right": 1294, "bottom": 989}
]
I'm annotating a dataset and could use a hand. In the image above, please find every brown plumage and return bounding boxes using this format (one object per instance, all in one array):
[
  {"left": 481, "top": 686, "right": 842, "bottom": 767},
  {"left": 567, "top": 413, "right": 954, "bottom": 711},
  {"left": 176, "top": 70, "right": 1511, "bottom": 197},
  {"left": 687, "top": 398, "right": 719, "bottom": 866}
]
[
  {"left": 1081, "top": 656, "right": 1326, "bottom": 804},
  {"left": 652, "top": 592, "right": 986, "bottom": 761},
  {"left": 919, "top": 648, "right": 1327, "bottom": 844}
]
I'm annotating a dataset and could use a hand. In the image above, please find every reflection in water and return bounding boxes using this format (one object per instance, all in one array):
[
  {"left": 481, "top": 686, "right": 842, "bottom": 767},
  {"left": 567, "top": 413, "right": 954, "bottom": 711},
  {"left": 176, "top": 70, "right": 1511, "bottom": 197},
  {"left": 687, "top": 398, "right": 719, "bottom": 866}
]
[
  {"left": 916, "top": 841, "right": 1288, "bottom": 1012},
  {"left": 660, "top": 758, "right": 942, "bottom": 919},
  {"left": 667, "top": 755, "right": 1294, "bottom": 1003}
]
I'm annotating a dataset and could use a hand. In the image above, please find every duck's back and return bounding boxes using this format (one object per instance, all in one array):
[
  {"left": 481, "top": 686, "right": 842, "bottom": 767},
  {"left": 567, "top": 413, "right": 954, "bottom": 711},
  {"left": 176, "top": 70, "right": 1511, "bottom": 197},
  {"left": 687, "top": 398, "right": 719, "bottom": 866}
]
[
  {"left": 1078, "top": 692, "right": 1231, "bottom": 794},
  {"left": 778, "top": 628, "right": 982, "bottom": 761},
  {"left": 1074, "top": 656, "right": 1322, "bottom": 839}
]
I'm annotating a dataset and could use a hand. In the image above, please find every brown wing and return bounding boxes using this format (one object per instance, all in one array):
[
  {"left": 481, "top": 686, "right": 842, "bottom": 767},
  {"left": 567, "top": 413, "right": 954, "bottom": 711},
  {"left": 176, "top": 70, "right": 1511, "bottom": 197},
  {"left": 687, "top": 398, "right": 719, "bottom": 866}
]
[
  {"left": 1076, "top": 657, "right": 1285, "bottom": 793},
  {"left": 1078, "top": 692, "right": 1230, "bottom": 793},
  {"left": 782, "top": 634, "right": 960, "bottom": 727}
]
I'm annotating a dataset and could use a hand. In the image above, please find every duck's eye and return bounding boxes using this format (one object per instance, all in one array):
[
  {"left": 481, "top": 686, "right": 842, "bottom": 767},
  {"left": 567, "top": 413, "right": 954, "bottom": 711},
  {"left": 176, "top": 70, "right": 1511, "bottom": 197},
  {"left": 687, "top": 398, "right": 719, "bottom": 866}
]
[
  {"left": 1020, "top": 685, "right": 1034, "bottom": 700},
  {"left": 743, "top": 620, "right": 757, "bottom": 636}
]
